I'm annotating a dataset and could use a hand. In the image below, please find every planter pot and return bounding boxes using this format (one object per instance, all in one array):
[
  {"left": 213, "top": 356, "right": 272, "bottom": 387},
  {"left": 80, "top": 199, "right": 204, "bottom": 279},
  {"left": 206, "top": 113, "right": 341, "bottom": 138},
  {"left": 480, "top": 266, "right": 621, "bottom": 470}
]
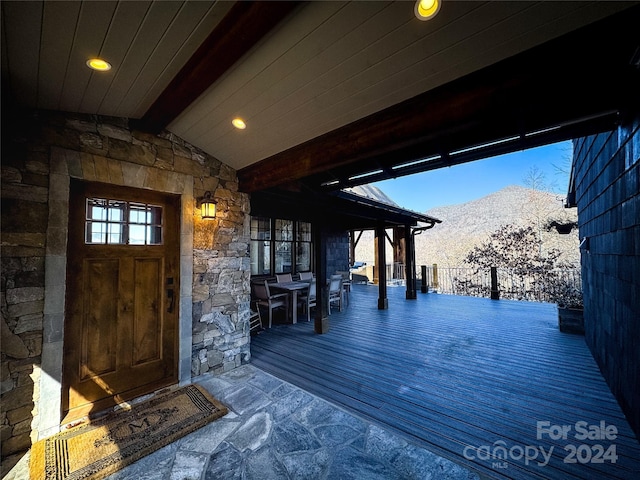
[
  {"left": 558, "top": 307, "right": 584, "bottom": 334},
  {"left": 555, "top": 224, "right": 574, "bottom": 234}
]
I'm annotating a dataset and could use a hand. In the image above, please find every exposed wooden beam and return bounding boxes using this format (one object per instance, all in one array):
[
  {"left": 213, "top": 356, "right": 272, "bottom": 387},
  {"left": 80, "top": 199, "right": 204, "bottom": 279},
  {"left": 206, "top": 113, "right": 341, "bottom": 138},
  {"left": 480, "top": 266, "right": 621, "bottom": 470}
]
[
  {"left": 238, "top": 6, "right": 640, "bottom": 193},
  {"left": 318, "top": 109, "right": 622, "bottom": 190},
  {"left": 135, "top": 1, "right": 299, "bottom": 134}
]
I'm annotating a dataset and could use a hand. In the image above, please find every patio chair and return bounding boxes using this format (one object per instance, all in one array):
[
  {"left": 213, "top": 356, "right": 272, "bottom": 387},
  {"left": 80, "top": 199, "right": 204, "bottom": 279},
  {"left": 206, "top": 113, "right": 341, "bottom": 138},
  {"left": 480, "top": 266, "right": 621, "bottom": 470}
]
[
  {"left": 299, "top": 271, "right": 314, "bottom": 281},
  {"left": 276, "top": 273, "right": 292, "bottom": 283},
  {"left": 298, "top": 278, "right": 317, "bottom": 322},
  {"left": 327, "top": 274, "right": 344, "bottom": 314},
  {"left": 249, "top": 301, "right": 263, "bottom": 334},
  {"left": 252, "top": 280, "right": 289, "bottom": 328},
  {"left": 336, "top": 270, "right": 351, "bottom": 305}
]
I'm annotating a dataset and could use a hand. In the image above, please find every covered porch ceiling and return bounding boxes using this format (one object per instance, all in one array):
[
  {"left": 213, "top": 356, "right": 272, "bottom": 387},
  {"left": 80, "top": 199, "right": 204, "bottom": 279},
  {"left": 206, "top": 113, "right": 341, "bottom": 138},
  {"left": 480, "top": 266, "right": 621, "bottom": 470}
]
[{"left": 2, "top": 1, "right": 639, "bottom": 196}]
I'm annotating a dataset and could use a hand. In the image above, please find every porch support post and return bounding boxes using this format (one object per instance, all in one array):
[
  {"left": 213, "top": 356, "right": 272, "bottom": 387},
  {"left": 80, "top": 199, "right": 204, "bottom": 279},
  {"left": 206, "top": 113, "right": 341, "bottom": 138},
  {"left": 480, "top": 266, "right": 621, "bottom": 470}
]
[
  {"left": 313, "top": 221, "right": 330, "bottom": 333},
  {"left": 349, "top": 230, "right": 356, "bottom": 267},
  {"left": 376, "top": 223, "right": 388, "bottom": 309},
  {"left": 392, "top": 226, "right": 405, "bottom": 280},
  {"left": 373, "top": 230, "right": 380, "bottom": 285},
  {"left": 405, "top": 225, "right": 416, "bottom": 299}
]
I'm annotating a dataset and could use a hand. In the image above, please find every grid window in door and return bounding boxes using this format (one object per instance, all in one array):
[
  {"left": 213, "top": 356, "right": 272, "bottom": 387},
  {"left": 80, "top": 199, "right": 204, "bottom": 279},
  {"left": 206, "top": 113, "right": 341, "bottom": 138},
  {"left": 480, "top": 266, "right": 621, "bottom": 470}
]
[{"left": 86, "top": 198, "right": 163, "bottom": 245}]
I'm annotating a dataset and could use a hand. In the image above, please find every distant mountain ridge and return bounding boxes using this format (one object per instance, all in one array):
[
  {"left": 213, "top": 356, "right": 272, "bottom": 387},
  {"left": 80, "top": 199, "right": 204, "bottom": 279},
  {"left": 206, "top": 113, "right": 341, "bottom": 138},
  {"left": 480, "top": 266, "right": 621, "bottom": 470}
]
[
  {"left": 353, "top": 185, "right": 580, "bottom": 268},
  {"left": 425, "top": 185, "right": 564, "bottom": 234}
]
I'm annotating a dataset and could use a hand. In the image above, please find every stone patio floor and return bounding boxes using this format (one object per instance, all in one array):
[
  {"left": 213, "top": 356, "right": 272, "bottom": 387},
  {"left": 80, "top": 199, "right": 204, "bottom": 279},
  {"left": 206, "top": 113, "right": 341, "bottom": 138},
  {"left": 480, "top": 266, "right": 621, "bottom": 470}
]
[{"left": 6, "top": 364, "right": 480, "bottom": 480}]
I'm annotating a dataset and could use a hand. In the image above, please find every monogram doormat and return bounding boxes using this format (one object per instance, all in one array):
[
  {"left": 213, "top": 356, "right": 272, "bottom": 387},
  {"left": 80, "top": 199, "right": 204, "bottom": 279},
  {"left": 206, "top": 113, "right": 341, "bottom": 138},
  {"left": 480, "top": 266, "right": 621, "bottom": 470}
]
[{"left": 29, "top": 384, "right": 228, "bottom": 480}]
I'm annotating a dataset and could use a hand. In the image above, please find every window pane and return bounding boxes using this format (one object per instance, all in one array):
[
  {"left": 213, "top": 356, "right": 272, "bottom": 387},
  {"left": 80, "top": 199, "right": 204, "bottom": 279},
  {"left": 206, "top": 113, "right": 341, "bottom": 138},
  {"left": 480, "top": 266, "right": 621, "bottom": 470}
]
[
  {"left": 251, "top": 217, "right": 271, "bottom": 240},
  {"left": 107, "top": 223, "right": 124, "bottom": 244},
  {"left": 129, "top": 225, "right": 146, "bottom": 245},
  {"left": 275, "top": 219, "right": 293, "bottom": 273},
  {"left": 128, "top": 203, "right": 162, "bottom": 245},
  {"left": 296, "top": 242, "right": 311, "bottom": 272},
  {"left": 149, "top": 206, "right": 162, "bottom": 226},
  {"left": 148, "top": 226, "right": 162, "bottom": 245},
  {"left": 87, "top": 199, "right": 107, "bottom": 220},
  {"left": 250, "top": 240, "right": 271, "bottom": 275},
  {"left": 297, "top": 221, "right": 311, "bottom": 242},
  {"left": 275, "top": 241, "right": 292, "bottom": 273},
  {"left": 275, "top": 219, "right": 293, "bottom": 241},
  {"left": 250, "top": 216, "right": 272, "bottom": 274},
  {"left": 108, "top": 201, "right": 125, "bottom": 222},
  {"left": 86, "top": 221, "right": 106, "bottom": 244},
  {"left": 129, "top": 203, "right": 147, "bottom": 223},
  {"left": 84, "top": 198, "right": 163, "bottom": 245}
]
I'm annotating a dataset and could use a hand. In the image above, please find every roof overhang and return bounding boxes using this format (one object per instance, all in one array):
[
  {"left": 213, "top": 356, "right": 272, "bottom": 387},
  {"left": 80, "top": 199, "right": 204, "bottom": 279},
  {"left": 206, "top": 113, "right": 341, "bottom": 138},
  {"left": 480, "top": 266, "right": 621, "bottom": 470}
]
[{"left": 250, "top": 188, "right": 440, "bottom": 231}]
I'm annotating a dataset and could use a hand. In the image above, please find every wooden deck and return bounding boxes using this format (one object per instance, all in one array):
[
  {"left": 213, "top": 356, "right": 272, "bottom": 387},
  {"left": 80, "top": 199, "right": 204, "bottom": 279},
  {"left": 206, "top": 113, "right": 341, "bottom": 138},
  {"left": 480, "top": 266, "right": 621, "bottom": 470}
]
[{"left": 250, "top": 284, "right": 640, "bottom": 480}]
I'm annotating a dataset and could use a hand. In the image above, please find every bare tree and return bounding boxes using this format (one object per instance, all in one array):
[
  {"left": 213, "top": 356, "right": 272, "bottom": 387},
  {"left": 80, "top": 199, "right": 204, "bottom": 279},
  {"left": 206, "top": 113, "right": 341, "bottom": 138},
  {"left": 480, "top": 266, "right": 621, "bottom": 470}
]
[
  {"left": 522, "top": 165, "right": 549, "bottom": 192},
  {"left": 456, "top": 224, "right": 563, "bottom": 300},
  {"left": 464, "top": 224, "right": 561, "bottom": 272}
]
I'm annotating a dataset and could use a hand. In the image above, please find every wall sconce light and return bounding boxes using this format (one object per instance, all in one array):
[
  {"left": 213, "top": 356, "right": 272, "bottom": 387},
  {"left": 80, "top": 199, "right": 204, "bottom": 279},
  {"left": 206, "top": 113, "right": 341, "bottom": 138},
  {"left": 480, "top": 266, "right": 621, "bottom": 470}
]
[
  {"left": 579, "top": 237, "right": 590, "bottom": 252},
  {"left": 198, "top": 191, "right": 217, "bottom": 219}
]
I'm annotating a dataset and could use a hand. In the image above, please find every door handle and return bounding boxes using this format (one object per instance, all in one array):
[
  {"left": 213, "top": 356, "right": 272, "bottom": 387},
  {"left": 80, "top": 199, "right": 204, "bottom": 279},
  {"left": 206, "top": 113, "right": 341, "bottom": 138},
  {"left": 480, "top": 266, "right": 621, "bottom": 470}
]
[
  {"left": 166, "top": 277, "right": 175, "bottom": 313},
  {"left": 167, "top": 289, "right": 175, "bottom": 313}
]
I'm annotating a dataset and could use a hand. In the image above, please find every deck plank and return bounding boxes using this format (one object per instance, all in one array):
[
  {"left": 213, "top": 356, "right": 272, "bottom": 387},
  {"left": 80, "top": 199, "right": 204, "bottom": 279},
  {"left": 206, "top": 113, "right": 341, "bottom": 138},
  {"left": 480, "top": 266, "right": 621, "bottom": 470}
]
[{"left": 251, "top": 284, "right": 640, "bottom": 480}]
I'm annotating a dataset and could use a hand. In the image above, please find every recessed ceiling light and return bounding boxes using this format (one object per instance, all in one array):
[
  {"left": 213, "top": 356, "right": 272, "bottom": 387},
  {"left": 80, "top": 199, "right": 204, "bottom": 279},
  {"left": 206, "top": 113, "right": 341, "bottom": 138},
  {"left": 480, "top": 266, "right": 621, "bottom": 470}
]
[
  {"left": 232, "top": 118, "right": 247, "bottom": 130},
  {"left": 415, "top": 0, "right": 441, "bottom": 21},
  {"left": 86, "top": 58, "right": 111, "bottom": 71}
]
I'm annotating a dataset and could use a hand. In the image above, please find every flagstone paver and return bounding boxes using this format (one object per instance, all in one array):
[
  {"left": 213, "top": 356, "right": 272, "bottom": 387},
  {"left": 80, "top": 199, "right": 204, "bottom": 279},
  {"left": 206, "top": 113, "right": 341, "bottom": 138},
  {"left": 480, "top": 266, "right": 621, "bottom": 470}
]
[{"left": 8, "top": 364, "right": 479, "bottom": 480}]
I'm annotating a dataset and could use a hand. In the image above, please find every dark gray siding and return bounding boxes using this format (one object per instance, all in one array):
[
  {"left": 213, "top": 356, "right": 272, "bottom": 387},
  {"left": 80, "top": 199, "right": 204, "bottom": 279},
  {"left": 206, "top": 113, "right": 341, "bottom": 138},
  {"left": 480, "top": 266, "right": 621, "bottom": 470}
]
[
  {"left": 572, "top": 115, "right": 640, "bottom": 439},
  {"left": 325, "top": 229, "right": 350, "bottom": 280}
]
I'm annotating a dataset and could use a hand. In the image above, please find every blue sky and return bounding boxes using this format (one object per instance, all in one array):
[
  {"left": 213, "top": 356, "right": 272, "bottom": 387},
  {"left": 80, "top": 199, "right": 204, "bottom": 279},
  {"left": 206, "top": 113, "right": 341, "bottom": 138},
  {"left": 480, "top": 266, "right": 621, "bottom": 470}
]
[{"left": 371, "top": 141, "right": 573, "bottom": 213}]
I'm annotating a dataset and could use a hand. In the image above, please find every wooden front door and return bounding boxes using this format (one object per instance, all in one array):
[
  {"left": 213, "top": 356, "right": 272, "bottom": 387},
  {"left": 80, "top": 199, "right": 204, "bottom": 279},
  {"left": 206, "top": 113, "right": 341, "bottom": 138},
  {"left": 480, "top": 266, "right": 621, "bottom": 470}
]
[{"left": 63, "top": 181, "right": 180, "bottom": 420}]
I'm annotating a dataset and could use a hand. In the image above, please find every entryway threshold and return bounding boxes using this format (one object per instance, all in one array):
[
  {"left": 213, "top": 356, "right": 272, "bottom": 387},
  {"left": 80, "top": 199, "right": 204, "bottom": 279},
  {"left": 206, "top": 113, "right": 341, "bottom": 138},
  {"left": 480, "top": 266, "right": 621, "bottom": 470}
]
[{"left": 6, "top": 365, "right": 479, "bottom": 480}]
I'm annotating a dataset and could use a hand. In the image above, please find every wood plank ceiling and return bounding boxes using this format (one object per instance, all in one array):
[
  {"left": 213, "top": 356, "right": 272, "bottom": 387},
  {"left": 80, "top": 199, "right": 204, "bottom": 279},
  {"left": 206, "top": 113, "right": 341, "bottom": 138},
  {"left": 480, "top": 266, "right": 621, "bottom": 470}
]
[
  {"left": 2, "top": 1, "right": 639, "bottom": 195},
  {"left": 1, "top": 1, "right": 233, "bottom": 117}
]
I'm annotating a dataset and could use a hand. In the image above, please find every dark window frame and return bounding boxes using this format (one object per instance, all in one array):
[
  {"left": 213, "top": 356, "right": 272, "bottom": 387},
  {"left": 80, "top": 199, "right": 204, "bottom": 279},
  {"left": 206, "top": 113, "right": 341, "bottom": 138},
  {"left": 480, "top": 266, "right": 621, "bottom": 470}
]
[{"left": 250, "top": 216, "right": 313, "bottom": 276}]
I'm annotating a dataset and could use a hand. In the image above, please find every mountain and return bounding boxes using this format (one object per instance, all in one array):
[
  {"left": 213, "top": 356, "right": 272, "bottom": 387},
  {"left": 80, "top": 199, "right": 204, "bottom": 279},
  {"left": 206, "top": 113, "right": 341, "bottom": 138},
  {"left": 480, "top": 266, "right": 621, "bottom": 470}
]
[{"left": 353, "top": 185, "right": 580, "bottom": 269}]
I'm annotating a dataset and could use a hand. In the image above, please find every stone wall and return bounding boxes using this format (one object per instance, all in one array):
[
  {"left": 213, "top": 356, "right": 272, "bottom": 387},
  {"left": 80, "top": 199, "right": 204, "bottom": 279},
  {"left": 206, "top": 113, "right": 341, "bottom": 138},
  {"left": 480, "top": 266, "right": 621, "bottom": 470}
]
[
  {"left": 1, "top": 110, "right": 250, "bottom": 467},
  {"left": 1, "top": 121, "right": 46, "bottom": 465},
  {"left": 572, "top": 115, "right": 640, "bottom": 439}
]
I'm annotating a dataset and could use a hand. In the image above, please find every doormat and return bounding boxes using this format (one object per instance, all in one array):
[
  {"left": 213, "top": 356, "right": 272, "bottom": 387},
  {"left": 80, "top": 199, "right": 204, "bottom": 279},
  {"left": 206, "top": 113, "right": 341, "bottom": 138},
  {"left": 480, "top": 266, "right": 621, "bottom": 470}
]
[{"left": 29, "top": 384, "right": 228, "bottom": 480}]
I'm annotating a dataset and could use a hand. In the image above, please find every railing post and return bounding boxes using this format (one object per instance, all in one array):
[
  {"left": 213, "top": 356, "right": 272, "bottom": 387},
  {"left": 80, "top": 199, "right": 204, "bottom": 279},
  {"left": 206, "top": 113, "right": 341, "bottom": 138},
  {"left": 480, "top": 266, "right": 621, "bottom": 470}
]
[
  {"left": 376, "top": 223, "right": 388, "bottom": 309},
  {"left": 490, "top": 266, "right": 500, "bottom": 300},
  {"left": 432, "top": 263, "right": 439, "bottom": 292},
  {"left": 421, "top": 265, "right": 428, "bottom": 293}
]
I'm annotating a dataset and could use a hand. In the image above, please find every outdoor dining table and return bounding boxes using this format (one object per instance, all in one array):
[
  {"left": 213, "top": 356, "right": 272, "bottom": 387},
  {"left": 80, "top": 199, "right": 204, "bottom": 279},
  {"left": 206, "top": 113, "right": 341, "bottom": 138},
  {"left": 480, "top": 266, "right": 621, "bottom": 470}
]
[{"left": 270, "top": 280, "right": 311, "bottom": 324}]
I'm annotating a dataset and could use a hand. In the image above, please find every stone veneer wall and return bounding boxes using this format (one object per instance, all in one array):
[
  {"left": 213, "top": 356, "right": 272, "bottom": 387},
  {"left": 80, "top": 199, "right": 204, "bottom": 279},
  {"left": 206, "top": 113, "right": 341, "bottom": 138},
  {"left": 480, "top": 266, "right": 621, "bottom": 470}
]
[
  {"left": 572, "top": 115, "right": 639, "bottom": 439},
  {"left": 1, "top": 110, "right": 251, "bottom": 467}
]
